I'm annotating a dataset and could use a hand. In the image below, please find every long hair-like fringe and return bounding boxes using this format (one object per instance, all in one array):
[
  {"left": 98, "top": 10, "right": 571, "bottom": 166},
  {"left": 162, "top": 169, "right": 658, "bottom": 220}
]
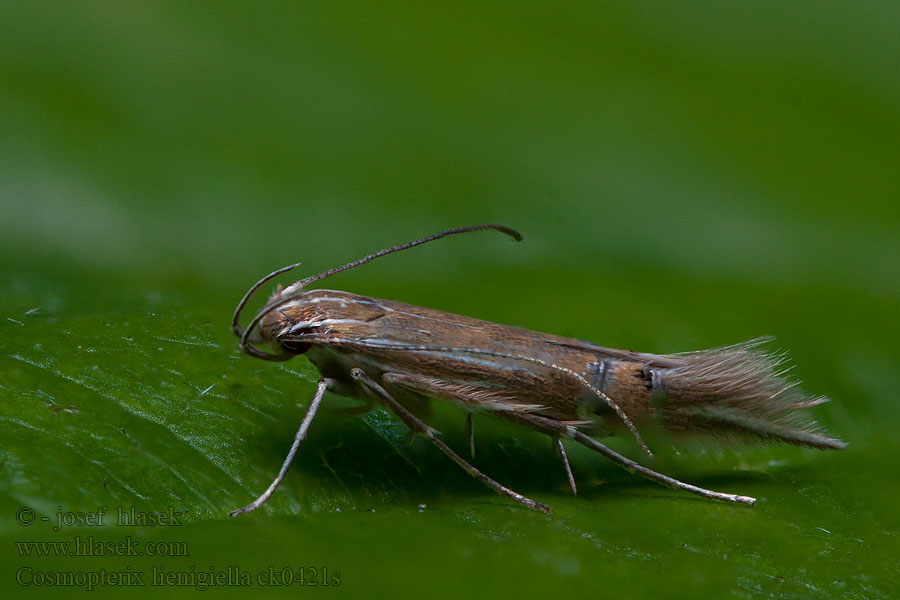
[{"left": 651, "top": 338, "right": 846, "bottom": 450}]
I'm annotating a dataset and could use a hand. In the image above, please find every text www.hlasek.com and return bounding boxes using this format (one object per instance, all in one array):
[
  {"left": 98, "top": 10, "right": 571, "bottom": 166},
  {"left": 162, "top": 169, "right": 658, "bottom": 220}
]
[{"left": 16, "top": 536, "right": 187, "bottom": 557}]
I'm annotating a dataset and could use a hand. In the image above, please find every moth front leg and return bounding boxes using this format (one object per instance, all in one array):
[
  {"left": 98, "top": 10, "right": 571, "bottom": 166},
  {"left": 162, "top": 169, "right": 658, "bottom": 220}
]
[
  {"left": 229, "top": 377, "right": 335, "bottom": 518},
  {"left": 349, "top": 368, "right": 551, "bottom": 514}
]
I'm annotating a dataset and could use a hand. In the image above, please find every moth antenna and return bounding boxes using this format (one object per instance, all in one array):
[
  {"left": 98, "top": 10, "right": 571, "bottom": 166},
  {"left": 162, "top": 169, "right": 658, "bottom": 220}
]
[
  {"left": 292, "top": 224, "right": 521, "bottom": 293},
  {"left": 234, "top": 224, "right": 522, "bottom": 360},
  {"left": 231, "top": 262, "right": 302, "bottom": 337}
]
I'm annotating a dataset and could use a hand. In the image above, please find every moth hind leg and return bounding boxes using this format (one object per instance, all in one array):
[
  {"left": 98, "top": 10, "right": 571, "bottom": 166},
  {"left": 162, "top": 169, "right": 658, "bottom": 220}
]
[{"left": 499, "top": 410, "right": 756, "bottom": 506}]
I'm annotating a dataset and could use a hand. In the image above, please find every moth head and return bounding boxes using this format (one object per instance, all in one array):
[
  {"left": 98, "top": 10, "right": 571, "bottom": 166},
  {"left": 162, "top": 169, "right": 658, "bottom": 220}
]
[
  {"left": 257, "top": 288, "right": 317, "bottom": 357},
  {"left": 231, "top": 224, "right": 521, "bottom": 361}
]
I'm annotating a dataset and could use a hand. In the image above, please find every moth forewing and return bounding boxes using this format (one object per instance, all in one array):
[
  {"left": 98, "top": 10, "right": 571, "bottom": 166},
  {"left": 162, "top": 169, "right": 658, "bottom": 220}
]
[{"left": 228, "top": 224, "right": 844, "bottom": 517}]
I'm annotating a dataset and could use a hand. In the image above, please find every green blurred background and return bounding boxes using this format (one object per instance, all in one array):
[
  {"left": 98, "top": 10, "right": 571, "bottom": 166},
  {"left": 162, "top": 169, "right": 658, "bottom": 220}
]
[{"left": 2, "top": 2, "right": 898, "bottom": 598}]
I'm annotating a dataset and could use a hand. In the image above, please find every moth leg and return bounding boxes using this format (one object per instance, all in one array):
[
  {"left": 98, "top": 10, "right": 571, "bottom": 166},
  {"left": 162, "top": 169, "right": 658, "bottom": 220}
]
[
  {"left": 350, "top": 368, "right": 551, "bottom": 514},
  {"left": 500, "top": 411, "right": 756, "bottom": 506},
  {"left": 466, "top": 412, "right": 476, "bottom": 459},
  {"left": 555, "top": 438, "right": 578, "bottom": 496},
  {"left": 383, "top": 372, "right": 576, "bottom": 500},
  {"left": 381, "top": 372, "right": 486, "bottom": 458},
  {"left": 229, "top": 377, "right": 334, "bottom": 518}
]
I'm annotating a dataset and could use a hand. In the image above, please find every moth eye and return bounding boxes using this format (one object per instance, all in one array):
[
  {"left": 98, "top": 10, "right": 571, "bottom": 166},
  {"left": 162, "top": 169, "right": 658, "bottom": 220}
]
[{"left": 280, "top": 340, "right": 311, "bottom": 355}]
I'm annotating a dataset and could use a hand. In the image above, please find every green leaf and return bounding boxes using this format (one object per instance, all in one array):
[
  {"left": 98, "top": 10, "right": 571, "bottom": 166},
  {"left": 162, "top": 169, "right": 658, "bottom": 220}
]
[{"left": 3, "top": 1, "right": 899, "bottom": 597}]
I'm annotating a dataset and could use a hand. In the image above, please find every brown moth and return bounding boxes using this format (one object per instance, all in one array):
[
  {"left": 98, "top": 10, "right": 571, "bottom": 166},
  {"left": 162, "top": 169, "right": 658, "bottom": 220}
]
[{"left": 228, "top": 224, "right": 845, "bottom": 517}]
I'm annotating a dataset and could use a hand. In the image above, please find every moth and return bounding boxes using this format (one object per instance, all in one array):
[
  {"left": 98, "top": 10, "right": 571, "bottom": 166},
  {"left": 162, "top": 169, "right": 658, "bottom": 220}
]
[{"left": 228, "top": 224, "right": 845, "bottom": 517}]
